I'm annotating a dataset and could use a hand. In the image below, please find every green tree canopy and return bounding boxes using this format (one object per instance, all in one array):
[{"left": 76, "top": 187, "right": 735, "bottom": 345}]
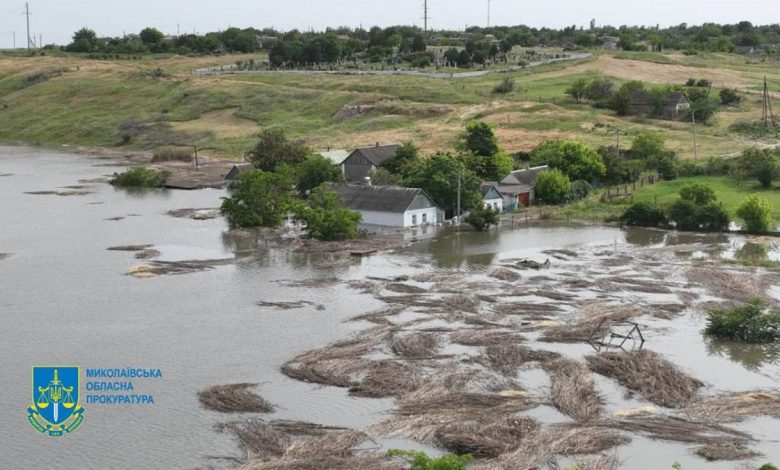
[
  {"left": 402, "top": 153, "right": 482, "bottom": 213},
  {"left": 293, "top": 185, "right": 362, "bottom": 241},
  {"left": 739, "top": 147, "right": 780, "bottom": 189},
  {"left": 247, "top": 128, "right": 310, "bottom": 172},
  {"left": 383, "top": 142, "right": 420, "bottom": 176},
  {"left": 565, "top": 78, "right": 588, "bottom": 103},
  {"left": 67, "top": 28, "right": 100, "bottom": 52},
  {"left": 140, "top": 27, "right": 164, "bottom": 45},
  {"left": 294, "top": 155, "right": 342, "bottom": 195},
  {"left": 220, "top": 170, "right": 293, "bottom": 228},
  {"left": 679, "top": 183, "right": 716, "bottom": 205},
  {"left": 530, "top": 140, "right": 606, "bottom": 182},
  {"left": 456, "top": 121, "right": 513, "bottom": 181},
  {"left": 534, "top": 169, "right": 572, "bottom": 205}
]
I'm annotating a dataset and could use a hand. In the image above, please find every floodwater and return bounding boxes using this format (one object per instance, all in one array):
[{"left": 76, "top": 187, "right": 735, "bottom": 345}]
[{"left": 1, "top": 146, "right": 778, "bottom": 469}]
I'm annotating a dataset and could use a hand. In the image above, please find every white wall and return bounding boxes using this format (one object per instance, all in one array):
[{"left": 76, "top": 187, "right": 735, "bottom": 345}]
[
  {"left": 484, "top": 198, "right": 503, "bottom": 212},
  {"left": 403, "top": 207, "right": 438, "bottom": 227},
  {"left": 358, "top": 210, "right": 404, "bottom": 227}
]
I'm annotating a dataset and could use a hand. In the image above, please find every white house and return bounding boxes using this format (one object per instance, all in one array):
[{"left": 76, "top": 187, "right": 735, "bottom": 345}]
[
  {"left": 329, "top": 184, "right": 439, "bottom": 228},
  {"left": 480, "top": 183, "right": 504, "bottom": 212}
]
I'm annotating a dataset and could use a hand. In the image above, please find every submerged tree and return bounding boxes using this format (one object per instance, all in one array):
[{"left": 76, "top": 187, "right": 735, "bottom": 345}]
[{"left": 220, "top": 170, "right": 293, "bottom": 228}]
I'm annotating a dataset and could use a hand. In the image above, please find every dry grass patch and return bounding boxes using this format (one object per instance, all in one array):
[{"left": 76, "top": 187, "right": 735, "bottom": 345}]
[{"left": 683, "top": 391, "right": 780, "bottom": 423}]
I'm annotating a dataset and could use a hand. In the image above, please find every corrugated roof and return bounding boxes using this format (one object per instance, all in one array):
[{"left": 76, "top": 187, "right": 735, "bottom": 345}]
[
  {"left": 316, "top": 149, "right": 351, "bottom": 165},
  {"left": 350, "top": 144, "right": 401, "bottom": 166},
  {"left": 501, "top": 165, "right": 549, "bottom": 186},
  {"left": 329, "top": 183, "right": 433, "bottom": 213}
]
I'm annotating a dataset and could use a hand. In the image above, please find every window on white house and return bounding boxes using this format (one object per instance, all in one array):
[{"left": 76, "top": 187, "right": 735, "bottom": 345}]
[
  {"left": 422, "top": 213, "right": 427, "bottom": 224},
  {"left": 412, "top": 214, "right": 417, "bottom": 225}
]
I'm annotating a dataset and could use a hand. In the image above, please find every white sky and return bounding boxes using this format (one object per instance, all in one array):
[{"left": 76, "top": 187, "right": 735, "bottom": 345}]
[{"left": 0, "top": 0, "right": 777, "bottom": 48}]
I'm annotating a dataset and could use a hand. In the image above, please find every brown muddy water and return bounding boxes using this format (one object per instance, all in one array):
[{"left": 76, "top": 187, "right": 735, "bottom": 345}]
[{"left": 1, "top": 146, "right": 778, "bottom": 469}]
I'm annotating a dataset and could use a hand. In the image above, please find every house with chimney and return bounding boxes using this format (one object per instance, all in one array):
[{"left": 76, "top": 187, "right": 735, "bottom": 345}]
[{"left": 341, "top": 143, "right": 400, "bottom": 181}]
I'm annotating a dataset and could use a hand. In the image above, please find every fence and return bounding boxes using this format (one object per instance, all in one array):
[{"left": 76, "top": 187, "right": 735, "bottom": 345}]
[{"left": 602, "top": 174, "right": 659, "bottom": 201}]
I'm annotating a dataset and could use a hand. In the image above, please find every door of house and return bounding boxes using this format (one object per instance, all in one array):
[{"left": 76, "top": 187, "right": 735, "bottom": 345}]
[{"left": 519, "top": 193, "right": 530, "bottom": 207}]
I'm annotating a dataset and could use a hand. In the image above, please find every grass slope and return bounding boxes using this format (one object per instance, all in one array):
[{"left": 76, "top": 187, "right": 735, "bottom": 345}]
[{"left": 0, "top": 51, "right": 778, "bottom": 159}]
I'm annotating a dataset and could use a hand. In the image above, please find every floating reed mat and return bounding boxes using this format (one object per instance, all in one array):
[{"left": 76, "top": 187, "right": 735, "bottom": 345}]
[
  {"left": 694, "top": 442, "right": 760, "bottom": 461},
  {"left": 683, "top": 391, "right": 780, "bottom": 423},
  {"left": 543, "top": 358, "right": 602, "bottom": 421},
  {"left": 218, "top": 419, "right": 402, "bottom": 470},
  {"left": 433, "top": 416, "right": 537, "bottom": 457},
  {"left": 198, "top": 383, "right": 274, "bottom": 413},
  {"left": 586, "top": 350, "right": 703, "bottom": 408},
  {"left": 450, "top": 329, "right": 525, "bottom": 346},
  {"left": 477, "top": 344, "right": 561, "bottom": 376},
  {"left": 347, "top": 360, "right": 421, "bottom": 398},
  {"left": 685, "top": 266, "right": 768, "bottom": 303},
  {"left": 498, "top": 424, "right": 630, "bottom": 469},
  {"left": 541, "top": 302, "right": 641, "bottom": 343},
  {"left": 389, "top": 332, "right": 440, "bottom": 359}
]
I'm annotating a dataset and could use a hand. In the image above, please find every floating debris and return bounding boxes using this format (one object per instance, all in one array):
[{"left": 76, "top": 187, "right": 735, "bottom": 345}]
[
  {"left": 683, "top": 391, "right": 780, "bottom": 423},
  {"left": 489, "top": 268, "right": 521, "bottom": 282},
  {"left": 586, "top": 350, "right": 703, "bottom": 408},
  {"left": 166, "top": 207, "right": 220, "bottom": 220},
  {"left": 108, "top": 244, "right": 153, "bottom": 252},
  {"left": 390, "top": 332, "right": 440, "bottom": 359},
  {"left": 198, "top": 383, "right": 273, "bottom": 413},
  {"left": 544, "top": 358, "right": 603, "bottom": 421},
  {"left": 24, "top": 189, "right": 92, "bottom": 196},
  {"left": 256, "top": 300, "right": 325, "bottom": 311}
]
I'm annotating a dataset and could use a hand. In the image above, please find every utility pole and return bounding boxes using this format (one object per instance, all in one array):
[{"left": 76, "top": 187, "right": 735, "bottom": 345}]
[
  {"left": 456, "top": 164, "right": 462, "bottom": 229},
  {"left": 23, "top": 2, "right": 31, "bottom": 50},
  {"left": 12, "top": 31, "right": 15, "bottom": 49},
  {"left": 691, "top": 105, "right": 698, "bottom": 161},
  {"left": 177, "top": 23, "right": 180, "bottom": 36},
  {"left": 487, "top": 0, "right": 491, "bottom": 28},
  {"left": 615, "top": 128, "right": 620, "bottom": 160},
  {"left": 422, "top": 0, "right": 429, "bottom": 32}
]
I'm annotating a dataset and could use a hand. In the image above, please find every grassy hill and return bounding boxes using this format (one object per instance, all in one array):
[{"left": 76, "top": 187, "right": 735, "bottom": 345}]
[{"left": 0, "top": 50, "right": 778, "bottom": 160}]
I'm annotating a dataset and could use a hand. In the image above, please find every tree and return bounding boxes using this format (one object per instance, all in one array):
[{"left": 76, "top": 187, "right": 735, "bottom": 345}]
[
  {"left": 719, "top": 88, "right": 742, "bottom": 106},
  {"left": 465, "top": 206, "right": 500, "bottom": 231},
  {"left": 383, "top": 142, "right": 419, "bottom": 176},
  {"left": 220, "top": 170, "right": 293, "bottom": 228},
  {"left": 366, "top": 167, "right": 399, "bottom": 186},
  {"left": 566, "top": 79, "right": 588, "bottom": 103},
  {"left": 668, "top": 199, "right": 730, "bottom": 231},
  {"left": 534, "top": 169, "right": 572, "bottom": 205},
  {"left": 736, "top": 195, "right": 774, "bottom": 233},
  {"left": 140, "top": 27, "right": 164, "bottom": 46},
  {"left": 584, "top": 77, "right": 614, "bottom": 102},
  {"left": 630, "top": 132, "right": 679, "bottom": 179},
  {"left": 293, "top": 185, "right": 362, "bottom": 241},
  {"left": 457, "top": 121, "right": 513, "bottom": 181},
  {"left": 402, "top": 153, "right": 482, "bottom": 214},
  {"left": 739, "top": 147, "right": 780, "bottom": 189},
  {"left": 610, "top": 86, "right": 635, "bottom": 116},
  {"left": 247, "top": 128, "right": 310, "bottom": 172},
  {"left": 67, "top": 28, "right": 99, "bottom": 52},
  {"left": 530, "top": 140, "right": 606, "bottom": 182},
  {"left": 295, "top": 155, "right": 342, "bottom": 195}
]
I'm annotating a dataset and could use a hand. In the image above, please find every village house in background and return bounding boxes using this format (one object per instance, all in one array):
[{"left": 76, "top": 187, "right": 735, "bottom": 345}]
[
  {"left": 329, "top": 183, "right": 440, "bottom": 228},
  {"left": 480, "top": 183, "right": 504, "bottom": 212},
  {"left": 224, "top": 163, "right": 254, "bottom": 187},
  {"left": 631, "top": 90, "right": 690, "bottom": 120},
  {"left": 314, "top": 148, "right": 351, "bottom": 176},
  {"left": 497, "top": 165, "right": 550, "bottom": 211},
  {"left": 341, "top": 143, "right": 401, "bottom": 181}
]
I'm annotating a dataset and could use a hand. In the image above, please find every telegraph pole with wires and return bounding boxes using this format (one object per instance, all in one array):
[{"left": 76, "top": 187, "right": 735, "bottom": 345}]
[
  {"left": 422, "top": 0, "right": 429, "bottom": 32},
  {"left": 762, "top": 76, "right": 776, "bottom": 132},
  {"left": 23, "top": 2, "right": 32, "bottom": 50},
  {"left": 487, "top": 0, "right": 492, "bottom": 28},
  {"left": 615, "top": 128, "right": 621, "bottom": 160},
  {"left": 456, "top": 164, "right": 462, "bottom": 229}
]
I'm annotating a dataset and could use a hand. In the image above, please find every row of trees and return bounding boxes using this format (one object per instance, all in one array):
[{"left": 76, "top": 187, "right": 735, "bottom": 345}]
[
  {"left": 63, "top": 21, "right": 780, "bottom": 57},
  {"left": 623, "top": 184, "right": 775, "bottom": 233}
]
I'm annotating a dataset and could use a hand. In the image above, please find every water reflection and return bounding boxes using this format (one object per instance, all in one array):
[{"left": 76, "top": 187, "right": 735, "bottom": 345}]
[
  {"left": 734, "top": 242, "right": 772, "bottom": 265},
  {"left": 420, "top": 229, "right": 499, "bottom": 268},
  {"left": 624, "top": 228, "right": 667, "bottom": 246},
  {"left": 705, "top": 337, "right": 780, "bottom": 372}
]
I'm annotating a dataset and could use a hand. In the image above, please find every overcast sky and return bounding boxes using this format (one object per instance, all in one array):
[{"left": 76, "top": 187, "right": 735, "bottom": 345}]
[{"left": 0, "top": 0, "right": 777, "bottom": 48}]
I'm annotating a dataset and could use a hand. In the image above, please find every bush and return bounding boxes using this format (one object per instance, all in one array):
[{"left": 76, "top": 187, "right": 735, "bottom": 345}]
[
  {"left": 668, "top": 200, "right": 730, "bottom": 232},
  {"left": 679, "top": 183, "right": 716, "bottom": 205},
  {"left": 738, "top": 147, "right": 780, "bottom": 189},
  {"left": 110, "top": 167, "right": 169, "bottom": 188},
  {"left": 622, "top": 202, "right": 668, "bottom": 227},
  {"left": 387, "top": 450, "right": 473, "bottom": 470},
  {"left": 705, "top": 300, "right": 780, "bottom": 343},
  {"left": 736, "top": 195, "right": 774, "bottom": 233},
  {"left": 535, "top": 169, "right": 572, "bottom": 205},
  {"left": 492, "top": 77, "right": 515, "bottom": 94},
  {"left": 530, "top": 140, "right": 606, "bottom": 182},
  {"left": 567, "top": 179, "right": 592, "bottom": 202},
  {"left": 152, "top": 146, "right": 192, "bottom": 162},
  {"left": 719, "top": 88, "right": 742, "bottom": 106},
  {"left": 465, "top": 206, "right": 500, "bottom": 231}
]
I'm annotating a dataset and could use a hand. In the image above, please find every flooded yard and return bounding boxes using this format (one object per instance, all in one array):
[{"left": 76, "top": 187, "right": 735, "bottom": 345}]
[{"left": 1, "top": 146, "right": 778, "bottom": 469}]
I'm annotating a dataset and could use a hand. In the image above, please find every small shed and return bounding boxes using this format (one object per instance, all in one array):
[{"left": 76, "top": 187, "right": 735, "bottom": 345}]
[
  {"left": 225, "top": 163, "right": 254, "bottom": 186},
  {"left": 315, "top": 149, "right": 351, "bottom": 166},
  {"left": 480, "top": 183, "right": 504, "bottom": 212},
  {"left": 499, "top": 165, "right": 549, "bottom": 210},
  {"left": 329, "top": 183, "right": 439, "bottom": 228},
  {"left": 631, "top": 91, "right": 690, "bottom": 120},
  {"left": 342, "top": 144, "right": 400, "bottom": 181}
]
